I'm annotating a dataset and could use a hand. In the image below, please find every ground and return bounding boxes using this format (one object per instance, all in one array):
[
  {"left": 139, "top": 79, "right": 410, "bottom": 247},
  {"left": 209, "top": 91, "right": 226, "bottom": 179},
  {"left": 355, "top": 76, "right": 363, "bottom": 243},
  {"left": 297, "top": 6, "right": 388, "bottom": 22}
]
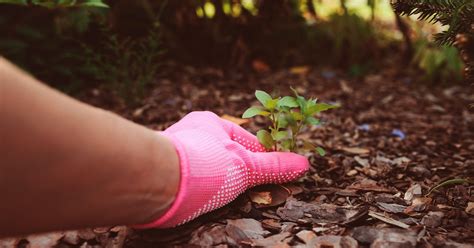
[{"left": 1, "top": 63, "right": 473, "bottom": 247}]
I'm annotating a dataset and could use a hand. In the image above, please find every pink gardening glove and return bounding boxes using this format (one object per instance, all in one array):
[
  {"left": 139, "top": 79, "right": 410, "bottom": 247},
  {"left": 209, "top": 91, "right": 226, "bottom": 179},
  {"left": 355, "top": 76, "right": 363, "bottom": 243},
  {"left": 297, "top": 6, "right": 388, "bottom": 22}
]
[{"left": 137, "top": 111, "right": 309, "bottom": 228}]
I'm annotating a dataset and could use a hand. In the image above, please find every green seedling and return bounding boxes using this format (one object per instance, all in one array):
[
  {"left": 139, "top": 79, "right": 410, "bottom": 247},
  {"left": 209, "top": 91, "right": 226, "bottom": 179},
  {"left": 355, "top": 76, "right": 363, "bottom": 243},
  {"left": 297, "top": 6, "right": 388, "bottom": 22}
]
[
  {"left": 242, "top": 88, "right": 339, "bottom": 155},
  {"left": 426, "top": 178, "right": 474, "bottom": 196}
]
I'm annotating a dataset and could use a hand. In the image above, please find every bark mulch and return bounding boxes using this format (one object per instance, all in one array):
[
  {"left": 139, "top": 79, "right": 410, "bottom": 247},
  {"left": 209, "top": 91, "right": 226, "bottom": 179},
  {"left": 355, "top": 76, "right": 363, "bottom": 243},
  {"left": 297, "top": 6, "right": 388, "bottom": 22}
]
[{"left": 2, "top": 64, "right": 473, "bottom": 247}]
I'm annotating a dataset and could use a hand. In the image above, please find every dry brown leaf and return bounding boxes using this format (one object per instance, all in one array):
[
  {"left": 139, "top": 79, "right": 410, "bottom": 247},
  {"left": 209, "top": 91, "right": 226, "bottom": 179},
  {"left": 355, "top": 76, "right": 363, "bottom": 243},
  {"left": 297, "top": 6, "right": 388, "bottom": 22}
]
[
  {"left": 466, "top": 202, "right": 474, "bottom": 215},
  {"left": 368, "top": 211, "right": 410, "bottom": 229},
  {"left": 27, "top": 232, "right": 64, "bottom": 248},
  {"left": 250, "top": 232, "right": 291, "bottom": 247},
  {"left": 283, "top": 184, "right": 303, "bottom": 195},
  {"left": 376, "top": 202, "right": 407, "bottom": 214},
  {"left": 248, "top": 191, "right": 272, "bottom": 205},
  {"left": 421, "top": 211, "right": 444, "bottom": 228},
  {"left": 348, "top": 179, "right": 395, "bottom": 193},
  {"left": 404, "top": 184, "right": 422, "bottom": 201},
  {"left": 353, "top": 226, "right": 417, "bottom": 248},
  {"left": 277, "top": 198, "right": 368, "bottom": 224},
  {"left": 307, "top": 235, "right": 358, "bottom": 248},
  {"left": 248, "top": 184, "right": 290, "bottom": 208},
  {"left": 62, "top": 231, "right": 81, "bottom": 245},
  {"left": 342, "top": 147, "right": 370, "bottom": 155},
  {"left": 289, "top": 66, "right": 310, "bottom": 75},
  {"left": 220, "top": 114, "right": 249, "bottom": 126},
  {"left": 261, "top": 219, "right": 281, "bottom": 232},
  {"left": 0, "top": 238, "right": 19, "bottom": 248},
  {"left": 252, "top": 59, "right": 270, "bottom": 73},
  {"left": 225, "top": 218, "right": 270, "bottom": 242},
  {"left": 354, "top": 156, "right": 369, "bottom": 167},
  {"left": 190, "top": 224, "right": 235, "bottom": 247},
  {"left": 296, "top": 230, "right": 317, "bottom": 244},
  {"left": 404, "top": 197, "right": 432, "bottom": 215}
]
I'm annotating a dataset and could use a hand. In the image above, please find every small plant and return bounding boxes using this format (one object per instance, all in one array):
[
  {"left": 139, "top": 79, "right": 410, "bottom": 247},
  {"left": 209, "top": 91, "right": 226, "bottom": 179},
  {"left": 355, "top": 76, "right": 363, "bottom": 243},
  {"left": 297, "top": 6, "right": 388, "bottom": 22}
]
[
  {"left": 426, "top": 178, "right": 474, "bottom": 196},
  {"left": 242, "top": 88, "right": 338, "bottom": 156}
]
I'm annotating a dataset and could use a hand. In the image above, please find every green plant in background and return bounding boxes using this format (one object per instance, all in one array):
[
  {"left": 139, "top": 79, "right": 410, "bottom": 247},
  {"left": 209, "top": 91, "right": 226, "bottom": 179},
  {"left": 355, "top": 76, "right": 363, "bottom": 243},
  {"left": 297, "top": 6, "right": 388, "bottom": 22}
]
[
  {"left": 84, "top": 24, "right": 163, "bottom": 106},
  {"left": 393, "top": 0, "right": 474, "bottom": 81},
  {"left": 0, "top": 0, "right": 108, "bottom": 8},
  {"left": 318, "top": 12, "right": 377, "bottom": 75},
  {"left": 0, "top": 5, "right": 107, "bottom": 93},
  {"left": 412, "top": 35, "right": 464, "bottom": 83},
  {"left": 242, "top": 88, "right": 339, "bottom": 156}
]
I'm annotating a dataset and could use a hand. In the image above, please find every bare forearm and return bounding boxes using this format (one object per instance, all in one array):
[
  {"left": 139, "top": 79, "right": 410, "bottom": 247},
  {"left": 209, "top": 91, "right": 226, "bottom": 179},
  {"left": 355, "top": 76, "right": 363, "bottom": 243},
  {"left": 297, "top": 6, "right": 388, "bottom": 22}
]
[{"left": 0, "top": 57, "right": 179, "bottom": 236}]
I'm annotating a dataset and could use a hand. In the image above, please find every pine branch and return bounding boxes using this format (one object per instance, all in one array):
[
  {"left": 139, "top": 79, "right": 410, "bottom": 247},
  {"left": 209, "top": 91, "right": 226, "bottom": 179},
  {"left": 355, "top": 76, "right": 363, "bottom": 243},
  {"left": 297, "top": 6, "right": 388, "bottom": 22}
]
[{"left": 392, "top": 0, "right": 474, "bottom": 81}]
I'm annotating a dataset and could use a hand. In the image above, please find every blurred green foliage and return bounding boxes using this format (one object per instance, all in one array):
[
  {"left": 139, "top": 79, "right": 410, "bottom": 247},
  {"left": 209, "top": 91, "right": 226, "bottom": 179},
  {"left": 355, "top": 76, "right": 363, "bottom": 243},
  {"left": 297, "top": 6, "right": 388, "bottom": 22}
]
[
  {"left": 0, "top": 0, "right": 468, "bottom": 103},
  {"left": 84, "top": 25, "right": 163, "bottom": 105},
  {"left": 393, "top": 0, "right": 474, "bottom": 82},
  {"left": 0, "top": 0, "right": 108, "bottom": 8},
  {"left": 0, "top": 6, "right": 105, "bottom": 92},
  {"left": 413, "top": 37, "right": 464, "bottom": 83}
]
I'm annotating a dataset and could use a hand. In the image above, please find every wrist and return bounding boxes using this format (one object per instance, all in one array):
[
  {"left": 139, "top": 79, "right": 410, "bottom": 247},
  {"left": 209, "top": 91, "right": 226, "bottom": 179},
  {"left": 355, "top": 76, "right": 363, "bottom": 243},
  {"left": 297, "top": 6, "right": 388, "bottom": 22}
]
[{"left": 137, "top": 132, "right": 181, "bottom": 224}]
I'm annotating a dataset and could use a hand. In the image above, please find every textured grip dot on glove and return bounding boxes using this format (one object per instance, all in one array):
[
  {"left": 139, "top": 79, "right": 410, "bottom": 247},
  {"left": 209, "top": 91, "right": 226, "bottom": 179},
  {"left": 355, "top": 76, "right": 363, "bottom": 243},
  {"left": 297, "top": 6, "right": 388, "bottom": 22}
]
[{"left": 135, "top": 111, "right": 309, "bottom": 228}]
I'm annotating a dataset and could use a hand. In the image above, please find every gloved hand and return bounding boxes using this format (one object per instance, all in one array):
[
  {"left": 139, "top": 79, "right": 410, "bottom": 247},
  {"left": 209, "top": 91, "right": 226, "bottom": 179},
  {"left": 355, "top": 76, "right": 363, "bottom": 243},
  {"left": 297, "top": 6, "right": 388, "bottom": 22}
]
[{"left": 137, "top": 111, "right": 309, "bottom": 228}]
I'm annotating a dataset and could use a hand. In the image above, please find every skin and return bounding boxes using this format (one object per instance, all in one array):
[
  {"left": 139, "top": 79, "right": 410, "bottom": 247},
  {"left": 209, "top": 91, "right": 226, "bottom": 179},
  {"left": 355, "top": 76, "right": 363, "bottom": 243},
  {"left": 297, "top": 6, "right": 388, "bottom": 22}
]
[{"left": 0, "top": 57, "right": 180, "bottom": 237}]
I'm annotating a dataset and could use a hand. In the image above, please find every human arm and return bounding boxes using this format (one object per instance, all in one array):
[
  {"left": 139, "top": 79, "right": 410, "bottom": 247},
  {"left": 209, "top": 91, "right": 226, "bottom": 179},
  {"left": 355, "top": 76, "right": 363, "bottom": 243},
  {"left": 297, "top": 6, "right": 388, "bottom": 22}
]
[{"left": 0, "top": 57, "right": 179, "bottom": 236}]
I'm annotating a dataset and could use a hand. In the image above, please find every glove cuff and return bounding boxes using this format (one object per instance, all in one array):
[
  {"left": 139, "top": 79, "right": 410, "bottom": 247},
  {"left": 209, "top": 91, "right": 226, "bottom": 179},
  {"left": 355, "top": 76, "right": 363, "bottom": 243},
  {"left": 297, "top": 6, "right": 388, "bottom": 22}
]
[{"left": 133, "top": 131, "right": 188, "bottom": 228}]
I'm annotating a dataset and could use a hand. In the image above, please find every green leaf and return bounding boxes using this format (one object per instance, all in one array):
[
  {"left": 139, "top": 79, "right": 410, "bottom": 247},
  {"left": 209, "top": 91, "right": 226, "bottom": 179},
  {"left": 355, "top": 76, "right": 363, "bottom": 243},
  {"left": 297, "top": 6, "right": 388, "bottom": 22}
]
[
  {"left": 316, "top": 147, "right": 326, "bottom": 156},
  {"left": 272, "top": 131, "right": 288, "bottom": 141},
  {"left": 277, "top": 96, "right": 298, "bottom": 108},
  {"left": 277, "top": 114, "right": 288, "bottom": 129},
  {"left": 265, "top": 98, "right": 279, "bottom": 110},
  {"left": 255, "top": 90, "right": 272, "bottom": 106},
  {"left": 242, "top": 107, "right": 270, "bottom": 118},
  {"left": 257, "top": 130, "right": 274, "bottom": 150},
  {"left": 281, "top": 139, "right": 292, "bottom": 151},
  {"left": 1, "top": 0, "right": 27, "bottom": 5},
  {"left": 291, "top": 111, "right": 304, "bottom": 121},
  {"left": 303, "top": 99, "right": 317, "bottom": 115},
  {"left": 78, "top": 0, "right": 109, "bottom": 7},
  {"left": 307, "top": 103, "right": 339, "bottom": 114},
  {"left": 296, "top": 95, "right": 306, "bottom": 111},
  {"left": 426, "top": 178, "right": 473, "bottom": 196},
  {"left": 57, "top": 0, "right": 75, "bottom": 6},
  {"left": 306, "top": 116, "right": 320, "bottom": 125},
  {"left": 290, "top": 86, "right": 307, "bottom": 110}
]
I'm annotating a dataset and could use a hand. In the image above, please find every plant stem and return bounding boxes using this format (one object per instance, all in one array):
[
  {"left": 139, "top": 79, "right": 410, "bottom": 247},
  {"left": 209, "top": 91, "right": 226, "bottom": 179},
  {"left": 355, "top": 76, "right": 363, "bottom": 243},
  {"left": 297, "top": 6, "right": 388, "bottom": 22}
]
[
  {"left": 291, "top": 120, "right": 304, "bottom": 152},
  {"left": 271, "top": 111, "right": 279, "bottom": 151}
]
